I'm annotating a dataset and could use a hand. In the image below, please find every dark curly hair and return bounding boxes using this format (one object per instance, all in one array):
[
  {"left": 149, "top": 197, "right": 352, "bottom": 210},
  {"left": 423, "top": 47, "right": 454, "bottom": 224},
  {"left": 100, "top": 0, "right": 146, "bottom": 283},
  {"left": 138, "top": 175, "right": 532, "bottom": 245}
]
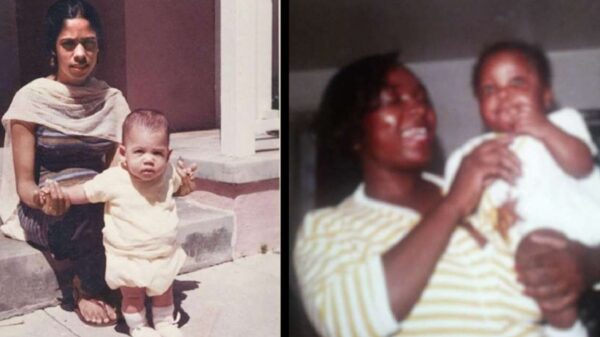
[
  {"left": 472, "top": 40, "right": 552, "bottom": 97},
  {"left": 312, "top": 52, "right": 401, "bottom": 207},
  {"left": 313, "top": 52, "right": 400, "bottom": 160}
]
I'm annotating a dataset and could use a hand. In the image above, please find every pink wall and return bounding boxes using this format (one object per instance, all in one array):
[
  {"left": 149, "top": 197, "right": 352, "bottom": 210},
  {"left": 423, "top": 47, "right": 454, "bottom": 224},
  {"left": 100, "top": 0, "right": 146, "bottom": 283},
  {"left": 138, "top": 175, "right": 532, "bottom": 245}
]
[
  {"left": 0, "top": 0, "right": 20, "bottom": 145},
  {"left": 124, "top": 0, "right": 216, "bottom": 131},
  {"left": 15, "top": 0, "right": 54, "bottom": 86},
  {"left": 90, "top": 0, "right": 127, "bottom": 94}
]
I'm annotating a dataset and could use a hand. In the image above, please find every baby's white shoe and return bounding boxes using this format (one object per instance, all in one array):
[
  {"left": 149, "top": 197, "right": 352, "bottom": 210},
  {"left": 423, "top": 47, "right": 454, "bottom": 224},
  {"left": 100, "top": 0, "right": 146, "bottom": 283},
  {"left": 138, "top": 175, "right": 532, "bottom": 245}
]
[
  {"left": 130, "top": 325, "right": 161, "bottom": 337},
  {"left": 152, "top": 305, "right": 183, "bottom": 337},
  {"left": 124, "top": 309, "right": 160, "bottom": 337},
  {"left": 155, "top": 321, "right": 183, "bottom": 337}
]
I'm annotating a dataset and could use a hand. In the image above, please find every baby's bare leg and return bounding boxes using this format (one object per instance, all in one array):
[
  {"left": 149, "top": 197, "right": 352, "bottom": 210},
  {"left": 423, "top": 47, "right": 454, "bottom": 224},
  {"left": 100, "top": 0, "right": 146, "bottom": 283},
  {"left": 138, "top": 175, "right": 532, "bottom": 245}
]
[
  {"left": 121, "top": 286, "right": 162, "bottom": 336},
  {"left": 152, "top": 285, "right": 174, "bottom": 307},
  {"left": 121, "top": 286, "right": 146, "bottom": 313},
  {"left": 516, "top": 230, "right": 578, "bottom": 329},
  {"left": 152, "top": 285, "right": 182, "bottom": 337}
]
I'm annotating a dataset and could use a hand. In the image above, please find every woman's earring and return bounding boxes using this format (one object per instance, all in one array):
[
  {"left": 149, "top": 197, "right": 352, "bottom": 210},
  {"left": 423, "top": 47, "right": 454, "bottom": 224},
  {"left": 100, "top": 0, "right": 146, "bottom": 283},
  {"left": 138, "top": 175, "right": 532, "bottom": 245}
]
[{"left": 49, "top": 52, "right": 56, "bottom": 68}]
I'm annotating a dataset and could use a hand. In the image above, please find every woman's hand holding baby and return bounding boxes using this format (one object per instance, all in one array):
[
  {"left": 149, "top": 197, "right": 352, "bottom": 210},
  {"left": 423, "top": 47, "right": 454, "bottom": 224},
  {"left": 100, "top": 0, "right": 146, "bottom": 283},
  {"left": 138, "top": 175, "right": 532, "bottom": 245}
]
[
  {"left": 446, "top": 135, "right": 521, "bottom": 219},
  {"left": 36, "top": 180, "right": 71, "bottom": 216}
]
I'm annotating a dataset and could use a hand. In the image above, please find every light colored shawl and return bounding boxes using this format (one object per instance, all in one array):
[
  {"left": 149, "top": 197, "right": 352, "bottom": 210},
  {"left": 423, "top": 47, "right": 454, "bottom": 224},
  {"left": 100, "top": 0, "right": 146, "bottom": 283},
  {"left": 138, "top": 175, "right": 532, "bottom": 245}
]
[{"left": 0, "top": 77, "right": 130, "bottom": 240}]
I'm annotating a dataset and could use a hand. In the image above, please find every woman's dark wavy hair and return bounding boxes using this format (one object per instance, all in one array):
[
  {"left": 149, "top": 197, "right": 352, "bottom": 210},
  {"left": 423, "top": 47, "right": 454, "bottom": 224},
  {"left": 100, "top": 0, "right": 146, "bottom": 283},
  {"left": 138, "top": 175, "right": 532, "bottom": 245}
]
[
  {"left": 312, "top": 52, "right": 400, "bottom": 160},
  {"left": 471, "top": 40, "right": 552, "bottom": 96},
  {"left": 312, "top": 52, "right": 400, "bottom": 207},
  {"left": 45, "top": 0, "right": 103, "bottom": 67}
]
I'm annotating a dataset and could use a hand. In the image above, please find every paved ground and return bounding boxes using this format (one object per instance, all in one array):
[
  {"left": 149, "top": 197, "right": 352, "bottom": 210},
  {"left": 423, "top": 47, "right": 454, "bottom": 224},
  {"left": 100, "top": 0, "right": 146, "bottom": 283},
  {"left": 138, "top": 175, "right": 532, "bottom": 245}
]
[{"left": 0, "top": 252, "right": 280, "bottom": 337}]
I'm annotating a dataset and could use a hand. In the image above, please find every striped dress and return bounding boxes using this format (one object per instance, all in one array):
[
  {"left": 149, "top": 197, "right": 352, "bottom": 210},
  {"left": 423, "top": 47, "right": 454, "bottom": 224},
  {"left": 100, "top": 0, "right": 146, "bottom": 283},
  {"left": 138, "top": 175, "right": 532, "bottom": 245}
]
[
  {"left": 294, "top": 178, "right": 544, "bottom": 337},
  {"left": 18, "top": 126, "right": 115, "bottom": 261}
]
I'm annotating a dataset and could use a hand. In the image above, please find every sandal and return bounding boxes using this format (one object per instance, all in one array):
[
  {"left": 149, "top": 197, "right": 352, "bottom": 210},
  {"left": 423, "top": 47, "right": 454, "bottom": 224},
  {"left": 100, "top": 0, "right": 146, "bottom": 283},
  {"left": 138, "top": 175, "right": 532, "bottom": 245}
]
[{"left": 72, "top": 275, "right": 119, "bottom": 327}]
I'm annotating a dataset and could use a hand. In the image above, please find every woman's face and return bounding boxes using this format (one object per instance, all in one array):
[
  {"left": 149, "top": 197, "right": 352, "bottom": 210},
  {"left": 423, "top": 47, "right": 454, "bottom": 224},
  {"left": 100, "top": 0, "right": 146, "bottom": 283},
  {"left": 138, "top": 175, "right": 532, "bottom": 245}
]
[
  {"left": 359, "top": 66, "right": 437, "bottom": 170},
  {"left": 476, "top": 50, "right": 552, "bottom": 133},
  {"left": 55, "top": 18, "right": 98, "bottom": 86}
]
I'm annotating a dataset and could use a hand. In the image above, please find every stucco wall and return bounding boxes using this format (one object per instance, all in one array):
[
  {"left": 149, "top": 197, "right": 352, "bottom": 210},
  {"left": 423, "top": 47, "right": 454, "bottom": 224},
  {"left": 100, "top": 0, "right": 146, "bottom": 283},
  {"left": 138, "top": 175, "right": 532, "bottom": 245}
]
[{"left": 124, "top": 0, "right": 216, "bottom": 131}]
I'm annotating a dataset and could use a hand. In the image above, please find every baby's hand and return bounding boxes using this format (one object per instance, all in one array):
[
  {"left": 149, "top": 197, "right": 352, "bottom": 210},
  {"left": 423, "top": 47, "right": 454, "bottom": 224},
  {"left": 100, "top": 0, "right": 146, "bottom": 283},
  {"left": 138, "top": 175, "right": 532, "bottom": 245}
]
[
  {"left": 37, "top": 179, "right": 71, "bottom": 216},
  {"left": 33, "top": 186, "right": 50, "bottom": 208},
  {"left": 176, "top": 157, "right": 198, "bottom": 196},
  {"left": 512, "top": 99, "right": 552, "bottom": 138}
]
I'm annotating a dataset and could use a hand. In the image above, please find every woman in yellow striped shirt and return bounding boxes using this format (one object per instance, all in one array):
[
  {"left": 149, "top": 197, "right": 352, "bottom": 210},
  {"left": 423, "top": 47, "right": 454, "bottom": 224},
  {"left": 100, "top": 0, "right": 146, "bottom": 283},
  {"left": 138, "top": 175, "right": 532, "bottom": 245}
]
[{"left": 294, "top": 52, "right": 600, "bottom": 337}]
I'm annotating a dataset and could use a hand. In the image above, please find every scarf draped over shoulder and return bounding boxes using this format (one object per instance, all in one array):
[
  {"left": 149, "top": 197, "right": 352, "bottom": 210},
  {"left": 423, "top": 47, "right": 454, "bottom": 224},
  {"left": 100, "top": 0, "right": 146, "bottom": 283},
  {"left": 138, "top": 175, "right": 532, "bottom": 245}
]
[{"left": 0, "top": 77, "right": 130, "bottom": 240}]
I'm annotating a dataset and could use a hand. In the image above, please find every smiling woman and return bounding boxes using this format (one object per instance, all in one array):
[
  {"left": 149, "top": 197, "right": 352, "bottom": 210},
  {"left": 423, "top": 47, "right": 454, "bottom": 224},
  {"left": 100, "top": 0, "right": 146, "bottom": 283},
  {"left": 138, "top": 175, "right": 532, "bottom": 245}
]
[
  {"left": 360, "top": 66, "right": 437, "bottom": 171},
  {"left": 0, "top": 0, "right": 130, "bottom": 328}
]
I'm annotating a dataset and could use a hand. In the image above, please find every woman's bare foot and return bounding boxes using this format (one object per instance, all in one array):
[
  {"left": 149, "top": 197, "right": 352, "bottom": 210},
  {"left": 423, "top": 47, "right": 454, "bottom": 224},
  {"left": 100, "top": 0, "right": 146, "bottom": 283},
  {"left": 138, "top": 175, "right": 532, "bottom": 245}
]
[
  {"left": 71, "top": 275, "right": 119, "bottom": 326},
  {"left": 77, "top": 297, "right": 118, "bottom": 325}
]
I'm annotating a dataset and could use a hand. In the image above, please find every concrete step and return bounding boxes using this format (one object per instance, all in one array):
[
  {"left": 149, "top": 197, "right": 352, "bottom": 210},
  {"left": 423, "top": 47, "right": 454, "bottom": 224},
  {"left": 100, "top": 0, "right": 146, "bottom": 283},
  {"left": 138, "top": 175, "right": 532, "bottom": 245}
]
[
  {"left": 170, "top": 130, "right": 280, "bottom": 184},
  {"left": 177, "top": 197, "right": 234, "bottom": 273},
  {"left": 0, "top": 197, "right": 234, "bottom": 320}
]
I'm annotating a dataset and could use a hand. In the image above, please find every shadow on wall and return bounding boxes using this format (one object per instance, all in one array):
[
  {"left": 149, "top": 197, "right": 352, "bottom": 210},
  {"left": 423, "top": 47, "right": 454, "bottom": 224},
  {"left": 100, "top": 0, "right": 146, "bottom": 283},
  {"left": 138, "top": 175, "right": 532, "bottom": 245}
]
[
  {"left": 290, "top": 111, "right": 316, "bottom": 271},
  {"left": 289, "top": 110, "right": 324, "bottom": 337}
]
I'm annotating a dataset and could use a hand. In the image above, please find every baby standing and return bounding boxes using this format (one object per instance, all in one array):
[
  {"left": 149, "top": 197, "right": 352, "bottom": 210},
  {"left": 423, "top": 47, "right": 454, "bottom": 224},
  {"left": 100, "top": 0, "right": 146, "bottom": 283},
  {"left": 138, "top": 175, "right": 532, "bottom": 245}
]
[{"left": 42, "top": 108, "right": 197, "bottom": 337}]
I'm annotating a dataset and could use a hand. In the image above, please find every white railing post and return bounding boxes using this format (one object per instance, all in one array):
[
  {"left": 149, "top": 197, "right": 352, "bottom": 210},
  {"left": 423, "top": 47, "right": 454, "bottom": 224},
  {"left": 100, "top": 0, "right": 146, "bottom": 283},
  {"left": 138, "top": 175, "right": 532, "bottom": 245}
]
[
  {"left": 220, "top": 0, "right": 257, "bottom": 157},
  {"left": 256, "top": 0, "right": 272, "bottom": 121}
]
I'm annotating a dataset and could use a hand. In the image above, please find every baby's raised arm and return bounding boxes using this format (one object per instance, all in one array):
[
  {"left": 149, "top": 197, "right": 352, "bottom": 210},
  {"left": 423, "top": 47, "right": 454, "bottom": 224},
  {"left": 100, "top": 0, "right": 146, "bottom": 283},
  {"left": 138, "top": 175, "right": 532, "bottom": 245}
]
[
  {"left": 515, "top": 106, "right": 594, "bottom": 178},
  {"left": 541, "top": 127, "right": 593, "bottom": 178},
  {"left": 521, "top": 118, "right": 593, "bottom": 178},
  {"left": 174, "top": 158, "right": 198, "bottom": 196}
]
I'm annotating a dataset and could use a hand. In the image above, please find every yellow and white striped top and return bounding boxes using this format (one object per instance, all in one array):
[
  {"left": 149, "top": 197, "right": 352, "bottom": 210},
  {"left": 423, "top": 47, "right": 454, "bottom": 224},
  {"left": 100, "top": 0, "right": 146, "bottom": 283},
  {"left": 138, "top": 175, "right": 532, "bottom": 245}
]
[{"left": 294, "top": 179, "right": 543, "bottom": 337}]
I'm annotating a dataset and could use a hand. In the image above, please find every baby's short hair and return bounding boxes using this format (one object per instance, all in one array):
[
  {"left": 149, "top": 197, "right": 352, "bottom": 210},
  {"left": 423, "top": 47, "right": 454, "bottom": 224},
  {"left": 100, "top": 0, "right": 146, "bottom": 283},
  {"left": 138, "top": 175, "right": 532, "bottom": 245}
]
[
  {"left": 472, "top": 40, "right": 552, "bottom": 95},
  {"left": 122, "top": 108, "right": 170, "bottom": 144}
]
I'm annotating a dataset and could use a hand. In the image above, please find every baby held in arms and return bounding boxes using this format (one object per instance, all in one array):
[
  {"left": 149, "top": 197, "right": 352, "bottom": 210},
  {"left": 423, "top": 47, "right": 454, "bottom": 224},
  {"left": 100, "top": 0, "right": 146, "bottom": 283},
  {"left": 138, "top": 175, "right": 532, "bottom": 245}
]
[{"left": 445, "top": 41, "right": 600, "bottom": 333}]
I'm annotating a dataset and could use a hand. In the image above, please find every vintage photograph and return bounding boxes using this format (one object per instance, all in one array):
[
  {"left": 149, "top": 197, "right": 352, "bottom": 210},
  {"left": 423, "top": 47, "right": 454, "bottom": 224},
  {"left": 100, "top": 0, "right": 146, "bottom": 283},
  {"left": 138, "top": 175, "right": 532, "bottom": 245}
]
[
  {"left": 0, "top": 1, "right": 280, "bottom": 336},
  {"left": 290, "top": 1, "right": 600, "bottom": 336}
]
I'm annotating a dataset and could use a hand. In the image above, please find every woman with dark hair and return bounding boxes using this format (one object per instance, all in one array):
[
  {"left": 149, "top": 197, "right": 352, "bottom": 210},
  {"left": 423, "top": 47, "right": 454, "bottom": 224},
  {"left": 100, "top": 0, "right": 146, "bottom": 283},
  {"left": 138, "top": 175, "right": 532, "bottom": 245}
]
[
  {"left": 313, "top": 53, "right": 401, "bottom": 208},
  {"left": 0, "top": 0, "right": 129, "bottom": 327},
  {"left": 293, "top": 52, "right": 600, "bottom": 336}
]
